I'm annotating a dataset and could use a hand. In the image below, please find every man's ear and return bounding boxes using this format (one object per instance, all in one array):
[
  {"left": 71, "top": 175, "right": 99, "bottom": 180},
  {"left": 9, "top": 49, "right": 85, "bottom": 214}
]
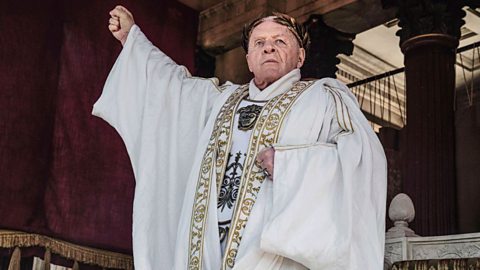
[
  {"left": 246, "top": 53, "right": 253, "bottom": 72},
  {"left": 296, "top": 48, "right": 306, "bottom": 68}
]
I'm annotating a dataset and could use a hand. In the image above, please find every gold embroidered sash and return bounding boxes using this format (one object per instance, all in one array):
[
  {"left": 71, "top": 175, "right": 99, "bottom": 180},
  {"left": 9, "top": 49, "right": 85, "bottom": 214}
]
[
  {"left": 222, "top": 80, "right": 315, "bottom": 269},
  {"left": 187, "top": 81, "right": 315, "bottom": 270},
  {"left": 188, "top": 84, "right": 249, "bottom": 270}
]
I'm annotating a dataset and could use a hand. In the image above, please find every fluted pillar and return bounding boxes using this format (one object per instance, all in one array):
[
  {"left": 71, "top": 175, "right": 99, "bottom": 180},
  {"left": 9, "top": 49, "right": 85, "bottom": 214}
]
[
  {"left": 383, "top": 0, "right": 467, "bottom": 235},
  {"left": 401, "top": 33, "right": 458, "bottom": 235}
]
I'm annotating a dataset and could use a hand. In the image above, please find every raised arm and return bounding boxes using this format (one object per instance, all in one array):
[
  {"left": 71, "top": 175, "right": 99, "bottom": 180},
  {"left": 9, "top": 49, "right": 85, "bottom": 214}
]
[
  {"left": 93, "top": 6, "right": 231, "bottom": 269},
  {"left": 108, "top": 5, "right": 135, "bottom": 46}
]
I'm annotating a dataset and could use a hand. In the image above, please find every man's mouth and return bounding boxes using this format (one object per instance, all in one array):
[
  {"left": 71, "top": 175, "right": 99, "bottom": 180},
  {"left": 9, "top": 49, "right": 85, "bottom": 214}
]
[{"left": 262, "top": 59, "right": 278, "bottom": 64}]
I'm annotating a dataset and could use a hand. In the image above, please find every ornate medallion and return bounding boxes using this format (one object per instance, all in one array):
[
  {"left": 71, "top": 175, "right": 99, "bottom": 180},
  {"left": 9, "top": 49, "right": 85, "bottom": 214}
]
[{"left": 237, "top": 104, "right": 262, "bottom": 131}]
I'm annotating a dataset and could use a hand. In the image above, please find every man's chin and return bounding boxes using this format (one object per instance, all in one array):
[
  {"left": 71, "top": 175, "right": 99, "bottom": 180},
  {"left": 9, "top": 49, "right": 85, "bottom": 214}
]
[
  {"left": 253, "top": 73, "right": 284, "bottom": 89},
  {"left": 257, "top": 70, "right": 285, "bottom": 81}
]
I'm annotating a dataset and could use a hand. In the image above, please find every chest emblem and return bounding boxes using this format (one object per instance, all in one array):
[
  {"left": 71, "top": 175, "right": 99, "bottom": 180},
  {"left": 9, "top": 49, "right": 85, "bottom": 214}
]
[{"left": 237, "top": 104, "right": 263, "bottom": 131}]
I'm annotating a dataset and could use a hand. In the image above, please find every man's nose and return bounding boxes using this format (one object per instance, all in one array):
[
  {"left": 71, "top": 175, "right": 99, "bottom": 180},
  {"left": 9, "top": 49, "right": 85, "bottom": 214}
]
[{"left": 263, "top": 41, "right": 276, "bottom": 53}]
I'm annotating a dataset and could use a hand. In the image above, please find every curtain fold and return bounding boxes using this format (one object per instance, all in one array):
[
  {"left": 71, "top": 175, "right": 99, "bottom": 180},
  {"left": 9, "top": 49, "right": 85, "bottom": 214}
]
[{"left": 0, "top": 0, "right": 198, "bottom": 258}]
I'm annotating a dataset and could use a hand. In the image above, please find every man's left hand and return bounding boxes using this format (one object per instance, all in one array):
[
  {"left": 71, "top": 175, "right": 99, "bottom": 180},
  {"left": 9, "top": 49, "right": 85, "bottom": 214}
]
[{"left": 256, "top": 147, "right": 275, "bottom": 180}]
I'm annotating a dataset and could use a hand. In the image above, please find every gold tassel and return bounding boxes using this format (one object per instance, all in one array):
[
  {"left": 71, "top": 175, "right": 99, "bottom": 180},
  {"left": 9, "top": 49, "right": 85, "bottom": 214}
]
[
  {"left": 44, "top": 249, "right": 51, "bottom": 270},
  {"left": 72, "top": 261, "right": 79, "bottom": 270},
  {"left": 7, "top": 247, "right": 21, "bottom": 270}
]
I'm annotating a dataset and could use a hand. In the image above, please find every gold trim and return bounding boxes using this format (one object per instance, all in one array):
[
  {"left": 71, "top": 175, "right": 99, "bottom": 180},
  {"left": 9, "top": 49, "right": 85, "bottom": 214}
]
[
  {"left": 44, "top": 249, "right": 51, "bottom": 270},
  {"left": 215, "top": 89, "right": 246, "bottom": 196},
  {"left": 8, "top": 246, "right": 21, "bottom": 270},
  {"left": 0, "top": 230, "right": 133, "bottom": 270},
  {"left": 222, "top": 80, "right": 315, "bottom": 269},
  {"left": 187, "top": 81, "right": 315, "bottom": 270},
  {"left": 187, "top": 85, "right": 249, "bottom": 270},
  {"left": 325, "top": 85, "right": 354, "bottom": 134},
  {"left": 243, "top": 98, "right": 269, "bottom": 103}
]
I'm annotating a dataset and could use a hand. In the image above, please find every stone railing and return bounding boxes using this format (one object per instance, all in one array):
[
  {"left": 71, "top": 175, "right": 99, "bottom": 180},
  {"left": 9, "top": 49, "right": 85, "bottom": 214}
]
[{"left": 385, "top": 193, "right": 480, "bottom": 269}]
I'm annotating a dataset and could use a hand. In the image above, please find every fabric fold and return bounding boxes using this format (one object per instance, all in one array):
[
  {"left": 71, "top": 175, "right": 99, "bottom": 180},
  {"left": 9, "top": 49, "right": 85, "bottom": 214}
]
[{"left": 92, "top": 25, "right": 228, "bottom": 269}]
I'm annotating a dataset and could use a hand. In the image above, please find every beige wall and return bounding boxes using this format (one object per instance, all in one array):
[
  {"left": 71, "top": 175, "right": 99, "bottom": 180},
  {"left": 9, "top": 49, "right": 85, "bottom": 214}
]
[{"left": 456, "top": 83, "right": 480, "bottom": 233}]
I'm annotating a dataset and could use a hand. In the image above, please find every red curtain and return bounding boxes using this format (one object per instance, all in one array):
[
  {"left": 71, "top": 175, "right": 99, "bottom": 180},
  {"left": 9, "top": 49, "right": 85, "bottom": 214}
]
[{"left": 0, "top": 0, "right": 198, "bottom": 254}]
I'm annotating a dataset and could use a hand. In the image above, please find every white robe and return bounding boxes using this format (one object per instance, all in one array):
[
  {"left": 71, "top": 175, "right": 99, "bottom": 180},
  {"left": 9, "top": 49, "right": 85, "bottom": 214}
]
[{"left": 92, "top": 25, "right": 387, "bottom": 270}]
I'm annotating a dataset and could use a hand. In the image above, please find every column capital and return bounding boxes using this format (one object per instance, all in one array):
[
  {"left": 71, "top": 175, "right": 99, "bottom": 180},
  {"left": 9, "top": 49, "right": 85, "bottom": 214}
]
[
  {"left": 465, "top": 0, "right": 480, "bottom": 8},
  {"left": 400, "top": 33, "right": 458, "bottom": 54},
  {"left": 382, "top": 0, "right": 466, "bottom": 45}
]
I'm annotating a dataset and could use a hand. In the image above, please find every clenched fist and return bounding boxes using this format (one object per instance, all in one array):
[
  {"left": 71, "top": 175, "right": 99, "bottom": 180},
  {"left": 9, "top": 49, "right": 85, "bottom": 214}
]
[{"left": 108, "top": 5, "right": 135, "bottom": 46}]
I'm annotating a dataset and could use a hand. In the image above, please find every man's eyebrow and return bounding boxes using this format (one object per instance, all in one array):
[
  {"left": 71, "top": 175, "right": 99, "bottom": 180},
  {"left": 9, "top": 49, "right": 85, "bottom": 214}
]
[
  {"left": 271, "top": 34, "right": 287, "bottom": 38},
  {"left": 252, "top": 33, "right": 288, "bottom": 40}
]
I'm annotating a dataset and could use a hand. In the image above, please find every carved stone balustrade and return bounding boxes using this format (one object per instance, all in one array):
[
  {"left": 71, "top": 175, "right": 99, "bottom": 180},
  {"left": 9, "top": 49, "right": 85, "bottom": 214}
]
[
  {"left": 385, "top": 233, "right": 480, "bottom": 269},
  {"left": 384, "top": 193, "right": 480, "bottom": 269}
]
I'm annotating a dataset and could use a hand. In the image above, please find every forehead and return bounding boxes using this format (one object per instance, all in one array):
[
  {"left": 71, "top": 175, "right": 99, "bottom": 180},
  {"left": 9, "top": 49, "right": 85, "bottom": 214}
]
[{"left": 249, "top": 20, "right": 294, "bottom": 39}]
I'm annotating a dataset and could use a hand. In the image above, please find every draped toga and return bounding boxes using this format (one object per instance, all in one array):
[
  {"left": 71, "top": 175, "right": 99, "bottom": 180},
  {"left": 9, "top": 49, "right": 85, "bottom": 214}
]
[{"left": 92, "top": 25, "right": 387, "bottom": 270}]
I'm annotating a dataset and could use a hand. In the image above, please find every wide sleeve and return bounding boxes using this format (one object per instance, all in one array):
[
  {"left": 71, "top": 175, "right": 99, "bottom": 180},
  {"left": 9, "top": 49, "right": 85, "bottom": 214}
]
[
  {"left": 260, "top": 85, "right": 387, "bottom": 270},
  {"left": 91, "top": 25, "right": 227, "bottom": 269},
  {"left": 92, "top": 25, "right": 223, "bottom": 172}
]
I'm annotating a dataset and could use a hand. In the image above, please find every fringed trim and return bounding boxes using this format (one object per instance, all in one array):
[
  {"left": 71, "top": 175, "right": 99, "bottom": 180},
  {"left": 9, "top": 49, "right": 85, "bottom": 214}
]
[
  {"left": 44, "top": 249, "right": 51, "bottom": 270},
  {"left": 8, "top": 246, "right": 21, "bottom": 270},
  {"left": 0, "top": 230, "right": 133, "bottom": 270},
  {"left": 392, "top": 259, "right": 480, "bottom": 270}
]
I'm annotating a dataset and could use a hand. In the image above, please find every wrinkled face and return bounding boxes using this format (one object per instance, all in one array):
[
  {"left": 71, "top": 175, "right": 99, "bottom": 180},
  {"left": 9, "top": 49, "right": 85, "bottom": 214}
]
[{"left": 246, "top": 20, "right": 305, "bottom": 89}]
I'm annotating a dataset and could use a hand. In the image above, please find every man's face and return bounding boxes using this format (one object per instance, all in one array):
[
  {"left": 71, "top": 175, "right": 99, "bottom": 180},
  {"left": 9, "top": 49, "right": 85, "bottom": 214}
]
[{"left": 246, "top": 20, "right": 305, "bottom": 89}]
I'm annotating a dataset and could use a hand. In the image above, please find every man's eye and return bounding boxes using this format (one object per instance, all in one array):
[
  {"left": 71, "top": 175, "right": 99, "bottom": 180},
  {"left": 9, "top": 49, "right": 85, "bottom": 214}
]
[
  {"left": 275, "top": 39, "right": 286, "bottom": 45},
  {"left": 254, "top": 40, "right": 265, "bottom": 46}
]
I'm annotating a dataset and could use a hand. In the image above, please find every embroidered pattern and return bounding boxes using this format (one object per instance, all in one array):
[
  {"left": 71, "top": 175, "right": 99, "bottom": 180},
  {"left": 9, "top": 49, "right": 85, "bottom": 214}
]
[
  {"left": 187, "top": 85, "right": 249, "bottom": 270},
  {"left": 222, "top": 81, "right": 315, "bottom": 269},
  {"left": 218, "top": 220, "right": 231, "bottom": 245},
  {"left": 218, "top": 152, "right": 244, "bottom": 211},
  {"left": 187, "top": 81, "right": 315, "bottom": 270},
  {"left": 237, "top": 104, "right": 263, "bottom": 131}
]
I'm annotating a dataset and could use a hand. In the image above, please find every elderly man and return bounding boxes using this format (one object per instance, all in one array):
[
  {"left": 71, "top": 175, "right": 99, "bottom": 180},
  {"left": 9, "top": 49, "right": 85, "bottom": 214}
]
[{"left": 93, "top": 5, "right": 387, "bottom": 270}]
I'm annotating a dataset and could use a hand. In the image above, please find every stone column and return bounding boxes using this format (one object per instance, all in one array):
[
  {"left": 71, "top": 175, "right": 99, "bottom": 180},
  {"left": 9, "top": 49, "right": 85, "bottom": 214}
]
[{"left": 383, "top": 0, "right": 467, "bottom": 235}]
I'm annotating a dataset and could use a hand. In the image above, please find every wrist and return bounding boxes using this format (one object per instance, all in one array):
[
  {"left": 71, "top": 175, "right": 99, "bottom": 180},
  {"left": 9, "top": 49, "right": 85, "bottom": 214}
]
[{"left": 120, "top": 31, "right": 129, "bottom": 46}]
